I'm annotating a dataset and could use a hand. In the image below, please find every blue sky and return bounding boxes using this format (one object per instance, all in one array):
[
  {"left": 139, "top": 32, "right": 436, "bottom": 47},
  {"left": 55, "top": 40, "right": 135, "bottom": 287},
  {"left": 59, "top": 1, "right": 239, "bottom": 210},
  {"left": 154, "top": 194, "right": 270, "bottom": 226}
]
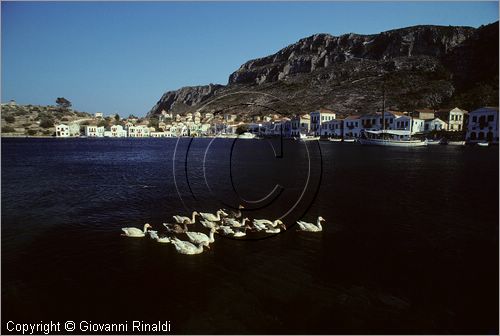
[{"left": 1, "top": 2, "right": 498, "bottom": 117}]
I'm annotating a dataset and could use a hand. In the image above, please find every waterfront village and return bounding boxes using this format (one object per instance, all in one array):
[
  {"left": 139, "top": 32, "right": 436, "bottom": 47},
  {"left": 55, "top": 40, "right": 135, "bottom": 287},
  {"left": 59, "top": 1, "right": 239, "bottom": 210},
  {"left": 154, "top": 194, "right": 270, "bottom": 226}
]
[{"left": 1, "top": 100, "right": 498, "bottom": 144}]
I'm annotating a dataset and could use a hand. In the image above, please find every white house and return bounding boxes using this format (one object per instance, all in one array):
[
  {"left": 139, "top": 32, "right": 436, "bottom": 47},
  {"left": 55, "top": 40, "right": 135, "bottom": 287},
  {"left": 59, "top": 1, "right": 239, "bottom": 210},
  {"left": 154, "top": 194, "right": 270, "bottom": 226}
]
[
  {"left": 127, "top": 125, "right": 150, "bottom": 137},
  {"left": 84, "top": 125, "right": 105, "bottom": 137},
  {"left": 411, "top": 118, "right": 425, "bottom": 134},
  {"left": 94, "top": 112, "right": 103, "bottom": 119},
  {"left": 466, "top": 107, "right": 499, "bottom": 143},
  {"left": 151, "top": 131, "right": 170, "bottom": 137},
  {"left": 320, "top": 119, "right": 343, "bottom": 138},
  {"left": 310, "top": 108, "right": 336, "bottom": 135},
  {"left": 104, "top": 130, "right": 112, "bottom": 137},
  {"left": 224, "top": 114, "right": 237, "bottom": 123},
  {"left": 111, "top": 125, "right": 127, "bottom": 137},
  {"left": 361, "top": 112, "right": 394, "bottom": 131},
  {"left": 55, "top": 124, "right": 70, "bottom": 137},
  {"left": 437, "top": 107, "right": 467, "bottom": 132},
  {"left": 290, "top": 114, "right": 310, "bottom": 137},
  {"left": 424, "top": 118, "right": 448, "bottom": 132},
  {"left": 343, "top": 115, "right": 362, "bottom": 138}
]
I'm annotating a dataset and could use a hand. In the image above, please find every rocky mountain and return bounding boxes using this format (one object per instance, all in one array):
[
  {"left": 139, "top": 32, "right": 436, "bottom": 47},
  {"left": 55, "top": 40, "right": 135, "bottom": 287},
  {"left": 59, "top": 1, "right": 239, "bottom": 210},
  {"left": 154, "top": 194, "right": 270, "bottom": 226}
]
[{"left": 148, "top": 22, "right": 498, "bottom": 119}]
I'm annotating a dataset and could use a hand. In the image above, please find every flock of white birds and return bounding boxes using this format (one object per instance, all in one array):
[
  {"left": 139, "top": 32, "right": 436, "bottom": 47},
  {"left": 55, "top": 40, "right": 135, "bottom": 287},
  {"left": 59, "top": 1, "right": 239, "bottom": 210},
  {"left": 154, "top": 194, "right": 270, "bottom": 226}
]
[{"left": 121, "top": 209, "right": 326, "bottom": 255}]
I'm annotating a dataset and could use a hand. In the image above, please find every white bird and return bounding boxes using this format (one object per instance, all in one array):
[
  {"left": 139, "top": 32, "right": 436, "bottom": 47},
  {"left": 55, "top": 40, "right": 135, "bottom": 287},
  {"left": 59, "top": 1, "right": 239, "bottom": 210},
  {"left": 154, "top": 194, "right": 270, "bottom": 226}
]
[
  {"left": 156, "top": 236, "right": 171, "bottom": 244},
  {"left": 219, "top": 225, "right": 235, "bottom": 235},
  {"left": 233, "top": 225, "right": 251, "bottom": 237},
  {"left": 223, "top": 217, "right": 250, "bottom": 228},
  {"left": 121, "top": 223, "right": 152, "bottom": 237},
  {"left": 200, "top": 220, "right": 219, "bottom": 230},
  {"left": 296, "top": 216, "right": 325, "bottom": 232},
  {"left": 265, "top": 223, "right": 287, "bottom": 234},
  {"left": 250, "top": 220, "right": 268, "bottom": 232},
  {"left": 253, "top": 219, "right": 284, "bottom": 228},
  {"left": 171, "top": 237, "right": 209, "bottom": 255},
  {"left": 148, "top": 230, "right": 159, "bottom": 240},
  {"left": 199, "top": 209, "right": 228, "bottom": 222},
  {"left": 163, "top": 222, "right": 188, "bottom": 233},
  {"left": 185, "top": 228, "right": 217, "bottom": 246},
  {"left": 173, "top": 211, "right": 198, "bottom": 225}
]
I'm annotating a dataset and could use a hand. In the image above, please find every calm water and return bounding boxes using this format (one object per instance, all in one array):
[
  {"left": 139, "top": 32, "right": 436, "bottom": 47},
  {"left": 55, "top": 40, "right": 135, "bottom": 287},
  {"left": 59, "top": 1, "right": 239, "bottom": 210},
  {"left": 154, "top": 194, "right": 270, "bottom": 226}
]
[{"left": 1, "top": 138, "right": 498, "bottom": 334}]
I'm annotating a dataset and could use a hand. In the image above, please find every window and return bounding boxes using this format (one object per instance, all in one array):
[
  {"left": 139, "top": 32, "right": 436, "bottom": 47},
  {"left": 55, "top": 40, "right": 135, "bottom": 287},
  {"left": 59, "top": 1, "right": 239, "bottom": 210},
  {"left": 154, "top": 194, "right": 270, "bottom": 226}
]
[
  {"left": 472, "top": 116, "right": 477, "bottom": 122},
  {"left": 488, "top": 115, "right": 494, "bottom": 122}
]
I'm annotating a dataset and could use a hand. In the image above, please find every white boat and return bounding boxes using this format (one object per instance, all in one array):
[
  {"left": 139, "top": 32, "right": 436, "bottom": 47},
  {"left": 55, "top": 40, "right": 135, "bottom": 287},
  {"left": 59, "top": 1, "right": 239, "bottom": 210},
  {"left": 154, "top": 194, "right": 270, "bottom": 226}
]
[
  {"left": 477, "top": 142, "right": 489, "bottom": 147},
  {"left": 217, "top": 133, "right": 238, "bottom": 139},
  {"left": 448, "top": 140, "right": 465, "bottom": 146},
  {"left": 328, "top": 138, "right": 342, "bottom": 142},
  {"left": 343, "top": 138, "right": 357, "bottom": 143},
  {"left": 299, "top": 133, "right": 320, "bottom": 141},
  {"left": 237, "top": 132, "right": 256, "bottom": 139},
  {"left": 301, "top": 136, "right": 320, "bottom": 141},
  {"left": 359, "top": 130, "right": 427, "bottom": 147},
  {"left": 426, "top": 138, "right": 443, "bottom": 145}
]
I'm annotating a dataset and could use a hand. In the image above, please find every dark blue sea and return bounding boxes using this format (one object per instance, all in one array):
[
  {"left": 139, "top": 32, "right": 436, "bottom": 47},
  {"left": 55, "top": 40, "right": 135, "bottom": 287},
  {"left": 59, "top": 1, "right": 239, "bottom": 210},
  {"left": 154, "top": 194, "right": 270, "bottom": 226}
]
[{"left": 1, "top": 138, "right": 498, "bottom": 334}]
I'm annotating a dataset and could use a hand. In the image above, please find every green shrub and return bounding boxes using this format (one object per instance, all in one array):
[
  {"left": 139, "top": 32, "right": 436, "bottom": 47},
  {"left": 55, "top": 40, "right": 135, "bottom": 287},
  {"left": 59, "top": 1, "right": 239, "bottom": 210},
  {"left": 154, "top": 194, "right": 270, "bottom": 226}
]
[
  {"left": 27, "top": 129, "right": 37, "bottom": 136},
  {"left": 4, "top": 115, "right": 15, "bottom": 123},
  {"left": 40, "top": 118, "right": 54, "bottom": 128}
]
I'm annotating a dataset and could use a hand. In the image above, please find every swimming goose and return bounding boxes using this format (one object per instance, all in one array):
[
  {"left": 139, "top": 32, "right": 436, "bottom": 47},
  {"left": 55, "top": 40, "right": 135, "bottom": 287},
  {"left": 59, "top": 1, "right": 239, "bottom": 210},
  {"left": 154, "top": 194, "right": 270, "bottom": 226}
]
[
  {"left": 253, "top": 219, "right": 283, "bottom": 228},
  {"left": 200, "top": 220, "right": 219, "bottom": 230},
  {"left": 229, "top": 204, "right": 245, "bottom": 218},
  {"left": 265, "top": 223, "right": 287, "bottom": 234},
  {"left": 121, "top": 223, "right": 152, "bottom": 237},
  {"left": 296, "top": 216, "right": 325, "bottom": 232},
  {"left": 223, "top": 217, "right": 250, "bottom": 228},
  {"left": 251, "top": 220, "right": 268, "bottom": 232},
  {"left": 155, "top": 234, "right": 172, "bottom": 243},
  {"left": 219, "top": 225, "right": 235, "bottom": 235},
  {"left": 173, "top": 211, "right": 198, "bottom": 225},
  {"left": 199, "top": 209, "right": 228, "bottom": 222},
  {"left": 171, "top": 237, "right": 209, "bottom": 255},
  {"left": 233, "top": 225, "right": 251, "bottom": 237},
  {"left": 163, "top": 222, "right": 188, "bottom": 233},
  {"left": 148, "top": 230, "right": 159, "bottom": 240},
  {"left": 186, "top": 228, "right": 217, "bottom": 246}
]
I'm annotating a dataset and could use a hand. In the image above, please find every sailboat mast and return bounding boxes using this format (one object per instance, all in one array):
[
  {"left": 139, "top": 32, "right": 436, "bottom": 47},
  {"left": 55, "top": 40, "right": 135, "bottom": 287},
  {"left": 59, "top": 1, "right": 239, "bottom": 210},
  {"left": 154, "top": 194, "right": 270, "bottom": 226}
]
[{"left": 382, "top": 86, "right": 386, "bottom": 132}]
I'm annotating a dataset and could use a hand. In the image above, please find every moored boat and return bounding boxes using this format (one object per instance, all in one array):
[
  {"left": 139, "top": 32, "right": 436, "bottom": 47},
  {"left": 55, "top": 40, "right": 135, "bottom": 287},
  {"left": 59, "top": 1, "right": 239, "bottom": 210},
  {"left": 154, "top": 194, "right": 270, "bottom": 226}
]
[
  {"left": 477, "top": 142, "right": 489, "bottom": 147},
  {"left": 426, "top": 138, "right": 443, "bottom": 145},
  {"left": 359, "top": 130, "right": 427, "bottom": 147},
  {"left": 237, "top": 132, "right": 256, "bottom": 139},
  {"left": 447, "top": 140, "right": 465, "bottom": 146},
  {"left": 328, "top": 138, "right": 342, "bottom": 142},
  {"left": 343, "top": 138, "right": 357, "bottom": 143},
  {"left": 301, "top": 136, "right": 320, "bottom": 141}
]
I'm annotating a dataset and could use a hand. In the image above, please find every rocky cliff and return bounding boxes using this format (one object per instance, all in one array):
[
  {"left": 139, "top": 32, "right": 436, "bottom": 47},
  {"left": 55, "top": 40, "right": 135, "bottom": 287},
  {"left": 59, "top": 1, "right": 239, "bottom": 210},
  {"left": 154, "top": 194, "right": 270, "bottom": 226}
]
[{"left": 148, "top": 22, "right": 498, "bottom": 118}]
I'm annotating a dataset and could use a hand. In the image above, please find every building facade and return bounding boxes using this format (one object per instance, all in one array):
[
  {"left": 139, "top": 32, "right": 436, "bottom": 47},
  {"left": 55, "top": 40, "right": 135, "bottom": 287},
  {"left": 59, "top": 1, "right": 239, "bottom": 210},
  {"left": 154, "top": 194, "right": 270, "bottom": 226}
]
[
  {"left": 466, "top": 107, "right": 499, "bottom": 143},
  {"left": 84, "top": 126, "right": 105, "bottom": 137},
  {"left": 310, "top": 109, "right": 336, "bottom": 135},
  {"left": 55, "top": 124, "right": 70, "bottom": 137}
]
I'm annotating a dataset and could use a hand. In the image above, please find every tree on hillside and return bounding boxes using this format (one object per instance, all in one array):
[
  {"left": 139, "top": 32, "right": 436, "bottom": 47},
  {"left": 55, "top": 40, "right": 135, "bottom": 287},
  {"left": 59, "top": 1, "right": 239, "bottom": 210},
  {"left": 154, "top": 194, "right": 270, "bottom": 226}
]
[
  {"left": 148, "top": 117, "right": 159, "bottom": 130},
  {"left": 56, "top": 97, "right": 72, "bottom": 110},
  {"left": 40, "top": 118, "right": 54, "bottom": 128},
  {"left": 97, "top": 119, "right": 109, "bottom": 128},
  {"left": 114, "top": 114, "right": 120, "bottom": 122}
]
